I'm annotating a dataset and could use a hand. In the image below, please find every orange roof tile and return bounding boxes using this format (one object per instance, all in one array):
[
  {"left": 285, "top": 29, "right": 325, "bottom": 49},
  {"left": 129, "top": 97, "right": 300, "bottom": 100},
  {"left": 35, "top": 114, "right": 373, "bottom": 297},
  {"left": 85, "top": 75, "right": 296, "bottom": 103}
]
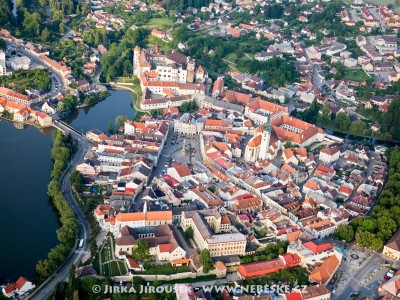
[
  {"left": 146, "top": 211, "right": 172, "bottom": 221},
  {"left": 304, "top": 180, "right": 318, "bottom": 191},
  {"left": 248, "top": 134, "right": 262, "bottom": 147},
  {"left": 309, "top": 254, "right": 340, "bottom": 284},
  {"left": 172, "top": 258, "right": 191, "bottom": 265},
  {"left": 215, "top": 261, "right": 226, "bottom": 270},
  {"left": 116, "top": 212, "right": 145, "bottom": 222},
  {"left": 0, "top": 87, "right": 29, "bottom": 101},
  {"left": 158, "top": 243, "right": 174, "bottom": 253}
]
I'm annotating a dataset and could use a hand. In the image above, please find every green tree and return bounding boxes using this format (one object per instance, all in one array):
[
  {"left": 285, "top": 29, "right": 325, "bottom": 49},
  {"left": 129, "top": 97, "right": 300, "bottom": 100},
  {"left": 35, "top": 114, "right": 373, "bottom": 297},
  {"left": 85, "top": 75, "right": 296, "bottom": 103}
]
[
  {"left": 355, "top": 231, "right": 383, "bottom": 251},
  {"left": 59, "top": 22, "right": 65, "bottom": 34},
  {"left": 184, "top": 226, "right": 194, "bottom": 240},
  {"left": 23, "top": 11, "right": 42, "bottom": 36},
  {"left": 132, "top": 240, "right": 150, "bottom": 260},
  {"left": 321, "top": 106, "right": 330, "bottom": 124},
  {"left": 381, "top": 99, "right": 400, "bottom": 140},
  {"left": 115, "top": 115, "right": 128, "bottom": 128},
  {"left": 41, "top": 28, "right": 50, "bottom": 42},
  {"left": 0, "top": 0, "right": 14, "bottom": 27},
  {"left": 179, "top": 101, "right": 197, "bottom": 113},
  {"left": 349, "top": 120, "right": 367, "bottom": 135},
  {"left": 0, "top": 38, "right": 5, "bottom": 50},
  {"left": 199, "top": 249, "right": 213, "bottom": 273},
  {"left": 336, "top": 224, "right": 354, "bottom": 242},
  {"left": 60, "top": 94, "right": 78, "bottom": 111},
  {"left": 335, "top": 112, "right": 351, "bottom": 131}
]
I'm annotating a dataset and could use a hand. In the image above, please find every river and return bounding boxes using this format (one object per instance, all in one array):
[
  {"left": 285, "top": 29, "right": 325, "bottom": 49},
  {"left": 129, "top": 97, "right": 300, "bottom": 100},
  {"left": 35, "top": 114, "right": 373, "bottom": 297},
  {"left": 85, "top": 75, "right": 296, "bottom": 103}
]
[{"left": 0, "top": 89, "right": 134, "bottom": 283}]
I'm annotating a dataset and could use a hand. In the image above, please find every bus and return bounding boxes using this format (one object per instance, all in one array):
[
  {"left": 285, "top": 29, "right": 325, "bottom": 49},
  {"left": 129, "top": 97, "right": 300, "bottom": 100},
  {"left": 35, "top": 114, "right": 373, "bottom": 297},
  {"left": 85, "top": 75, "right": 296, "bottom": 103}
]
[{"left": 78, "top": 239, "right": 84, "bottom": 249}]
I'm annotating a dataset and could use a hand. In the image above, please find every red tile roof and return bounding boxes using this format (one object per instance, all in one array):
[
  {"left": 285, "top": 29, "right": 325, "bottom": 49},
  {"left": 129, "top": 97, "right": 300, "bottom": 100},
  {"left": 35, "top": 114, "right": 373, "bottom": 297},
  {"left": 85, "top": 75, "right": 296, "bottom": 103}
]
[
  {"left": 3, "top": 284, "right": 15, "bottom": 294},
  {"left": 15, "top": 277, "right": 28, "bottom": 290},
  {"left": 303, "top": 241, "right": 334, "bottom": 254}
]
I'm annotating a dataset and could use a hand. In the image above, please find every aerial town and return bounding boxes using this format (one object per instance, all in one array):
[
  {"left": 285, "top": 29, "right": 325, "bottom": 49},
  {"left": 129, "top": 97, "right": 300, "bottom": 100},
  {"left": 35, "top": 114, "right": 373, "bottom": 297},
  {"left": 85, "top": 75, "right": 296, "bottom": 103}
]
[{"left": 1, "top": 0, "right": 400, "bottom": 299}]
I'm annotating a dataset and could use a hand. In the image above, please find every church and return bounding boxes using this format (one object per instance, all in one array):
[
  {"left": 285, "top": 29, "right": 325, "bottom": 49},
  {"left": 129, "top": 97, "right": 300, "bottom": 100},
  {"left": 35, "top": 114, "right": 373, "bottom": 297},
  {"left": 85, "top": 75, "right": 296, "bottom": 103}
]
[
  {"left": 244, "top": 116, "right": 280, "bottom": 163},
  {"left": 244, "top": 113, "right": 325, "bottom": 164}
]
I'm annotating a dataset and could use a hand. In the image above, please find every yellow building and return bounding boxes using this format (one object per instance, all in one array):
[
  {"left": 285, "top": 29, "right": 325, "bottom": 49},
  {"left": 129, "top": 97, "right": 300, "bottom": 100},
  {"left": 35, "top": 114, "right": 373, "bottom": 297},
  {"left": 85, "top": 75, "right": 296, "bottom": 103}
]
[
  {"left": 383, "top": 229, "right": 400, "bottom": 260},
  {"left": 181, "top": 209, "right": 246, "bottom": 257}
]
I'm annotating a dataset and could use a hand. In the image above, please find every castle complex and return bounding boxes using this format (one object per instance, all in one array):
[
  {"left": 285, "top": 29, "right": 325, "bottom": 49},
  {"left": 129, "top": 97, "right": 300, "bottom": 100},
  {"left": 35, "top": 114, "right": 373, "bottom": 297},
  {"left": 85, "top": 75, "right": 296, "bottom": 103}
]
[{"left": 133, "top": 45, "right": 208, "bottom": 110}]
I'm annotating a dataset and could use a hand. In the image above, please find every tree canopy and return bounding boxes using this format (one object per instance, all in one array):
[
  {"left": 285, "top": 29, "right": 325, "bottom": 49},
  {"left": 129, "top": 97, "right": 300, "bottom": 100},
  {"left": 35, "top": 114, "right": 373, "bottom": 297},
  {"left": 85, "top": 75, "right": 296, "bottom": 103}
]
[
  {"left": 199, "top": 249, "right": 213, "bottom": 273},
  {"left": 339, "top": 149, "right": 400, "bottom": 250},
  {"left": 132, "top": 240, "right": 150, "bottom": 261}
]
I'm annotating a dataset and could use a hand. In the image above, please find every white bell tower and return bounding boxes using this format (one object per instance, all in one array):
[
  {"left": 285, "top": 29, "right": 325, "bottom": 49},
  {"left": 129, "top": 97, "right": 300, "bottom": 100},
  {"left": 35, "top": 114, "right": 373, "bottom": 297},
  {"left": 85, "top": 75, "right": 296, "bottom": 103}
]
[{"left": 258, "top": 115, "right": 271, "bottom": 160}]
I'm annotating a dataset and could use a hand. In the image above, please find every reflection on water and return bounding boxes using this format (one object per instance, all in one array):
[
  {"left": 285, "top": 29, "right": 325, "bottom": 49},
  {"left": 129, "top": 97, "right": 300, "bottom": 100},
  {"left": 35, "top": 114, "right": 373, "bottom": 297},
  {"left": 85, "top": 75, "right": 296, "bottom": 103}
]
[
  {"left": 0, "top": 121, "right": 59, "bottom": 282},
  {"left": 324, "top": 128, "right": 400, "bottom": 148},
  {"left": 64, "top": 89, "right": 135, "bottom": 133}
]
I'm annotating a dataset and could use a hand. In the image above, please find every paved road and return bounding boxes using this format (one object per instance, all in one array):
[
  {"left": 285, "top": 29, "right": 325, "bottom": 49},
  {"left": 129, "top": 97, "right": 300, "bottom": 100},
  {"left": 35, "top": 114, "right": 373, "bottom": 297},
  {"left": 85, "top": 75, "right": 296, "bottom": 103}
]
[
  {"left": 93, "top": 63, "right": 102, "bottom": 84},
  {"left": 28, "top": 129, "right": 91, "bottom": 300},
  {"left": 332, "top": 251, "right": 385, "bottom": 299},
  {"left": 6, "top": 41, "right": 66, "bottom": 97}
]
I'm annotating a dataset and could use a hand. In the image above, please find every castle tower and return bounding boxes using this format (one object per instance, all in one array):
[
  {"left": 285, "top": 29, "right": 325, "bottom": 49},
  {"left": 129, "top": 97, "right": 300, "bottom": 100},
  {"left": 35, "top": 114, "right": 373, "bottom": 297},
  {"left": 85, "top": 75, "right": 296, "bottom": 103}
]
[
  {"left": 258, "top": 115, "right": 271, "bottom": 160},
  {"left": 133, "top": 45, "right": 140, "bottom": 77},
  {"left": 151, "top": 42, "right": 160, "bottom": 54},
  {"left": 186, "top": 57, "right": 195, "bottom": 83}
]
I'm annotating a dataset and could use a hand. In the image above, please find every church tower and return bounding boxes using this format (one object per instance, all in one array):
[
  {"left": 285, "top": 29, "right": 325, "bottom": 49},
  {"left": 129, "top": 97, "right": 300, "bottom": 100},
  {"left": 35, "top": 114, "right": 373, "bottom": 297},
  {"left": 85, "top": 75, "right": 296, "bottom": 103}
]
[{"left": 258, "top": 115, "right": 271, "bottom": 160}]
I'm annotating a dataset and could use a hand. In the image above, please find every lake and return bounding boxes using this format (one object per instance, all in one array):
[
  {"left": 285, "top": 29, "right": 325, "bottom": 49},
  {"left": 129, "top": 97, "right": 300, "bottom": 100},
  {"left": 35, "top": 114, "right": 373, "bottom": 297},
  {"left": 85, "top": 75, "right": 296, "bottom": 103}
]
[
  {"left": 65, "top": 89, "right": 136, "bottom": 133},
  {"left": 0, "top": 89, "right": 135, "bottom": 283},
  {"left": 0, "top": 121, "right": 58, "bottom": 283}
]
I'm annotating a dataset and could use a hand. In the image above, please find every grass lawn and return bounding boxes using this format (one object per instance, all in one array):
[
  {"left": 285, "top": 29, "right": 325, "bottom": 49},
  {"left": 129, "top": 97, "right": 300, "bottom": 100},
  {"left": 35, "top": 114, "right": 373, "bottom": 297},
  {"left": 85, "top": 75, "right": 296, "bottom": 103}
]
[
  {"left": 117, "top": 260, "right": 128, "bottom": 275},
  {"left": 110, "top": 261, "right": 122, "bottom": 276},
  {"left": 147, "top": 35, "right": 173, "bottom": 52},
  {"left": 224, "top": 52, "right": 238, "bottom": 62},
  {"left": 100, "top": 236, "right": 114, "bottom": 263},
  {"left": 103, "top": 263, "right": 110, "bottom": 276},
  {"left": 92, "top": 255, "right": 100, "bottom": 274},
  {"left": 113, "top": 77, "right": 134, "bottom": 83},
  {"left": 144, "top": 17, "right": 173, "bottom": 30},
  {"left": 344, "top": 69, "right": 371, "bottom": 82},
  {"left": 236, "top": 56, "right": 253, "bottom": 72}
]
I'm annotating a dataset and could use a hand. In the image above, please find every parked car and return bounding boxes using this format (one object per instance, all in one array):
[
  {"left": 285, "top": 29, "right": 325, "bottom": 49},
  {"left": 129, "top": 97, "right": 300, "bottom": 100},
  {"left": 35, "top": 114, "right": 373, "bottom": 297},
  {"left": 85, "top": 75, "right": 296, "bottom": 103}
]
[{"left": 384, "top": 270, "right": 395, "bottom": 280}]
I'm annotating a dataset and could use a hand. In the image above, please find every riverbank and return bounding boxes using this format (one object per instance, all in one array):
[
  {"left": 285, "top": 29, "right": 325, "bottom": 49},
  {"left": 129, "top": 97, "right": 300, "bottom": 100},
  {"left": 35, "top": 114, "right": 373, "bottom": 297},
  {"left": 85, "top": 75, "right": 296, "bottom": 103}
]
[
  {"left": 317, "top": 120, "right": 400, "bottom": 146},
  {"left": 63, "top": 89, "right": 137, "bottom": 133},
  {"left": 103, "top": 82, "right": 149, "bottom": 115},
  {"left": 0, "top": 115, "right": 53, "bottom": 129},
  {"left": 79, "top": 90, "right": 110, "bottom": 108},
  {"left": 35, "top": 131, "right": 78, "bottom": 280}
]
